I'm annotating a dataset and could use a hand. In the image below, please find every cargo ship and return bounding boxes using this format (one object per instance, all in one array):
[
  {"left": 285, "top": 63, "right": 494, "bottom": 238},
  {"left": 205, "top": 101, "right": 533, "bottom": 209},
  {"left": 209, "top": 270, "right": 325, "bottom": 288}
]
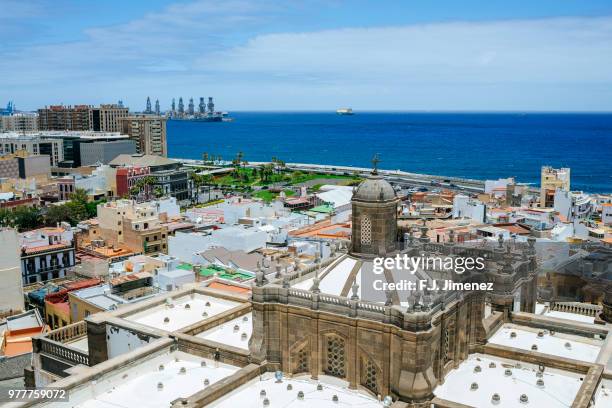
[
  {"left": 168, "top": 97, "right": 231, "bottom": 122},
  {"left": 336, "top": 107, "right": 354, "bottom": 115}
]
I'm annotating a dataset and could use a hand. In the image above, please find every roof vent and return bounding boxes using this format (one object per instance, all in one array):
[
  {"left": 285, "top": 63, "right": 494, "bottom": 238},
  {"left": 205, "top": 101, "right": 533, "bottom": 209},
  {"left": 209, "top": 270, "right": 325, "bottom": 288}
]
[
  {"left": 202, "top": 311, "right": 208, "bottom": 317},
  {"left": 504, "top": 369, "right": 512, "bottom": 376},
  {"left": 163, "top": 317, "right": 170, "bottom": 323},
  {"left": 297, "top": 391, "right": 305, "bottom": 400},
  {"left": 474, "top": 365, "right": 482, "bottom": 373},
  {"left": 536, "top": 371, "right": 543, "bottom": 378},
  {"left": 243, "top": 315, "right": 249, "bottom": 322},
  {"left": 287, "top": 384, "right": 293, "bottom": 391},
  {"left": 492, "top": 393, "right": 501, "bottom": 404},
  {"left": 510, "top": 331, "right": 517, "bottom": 338},
  {"left": 157, "top": 382, "right": 163, "bottom": 391},
  {"left": 205, "top": 301, "right": 211, "bottom": 307},
  {"left": 536, "top": 379, "right": 544, "bottom": 387},
  {"left": 565, "top": 342, "right": 572, "bottom": 349},
  {"left": 158, "top": 364, "right": 164, "bottom": 371},
  {"left": 332, "top": 394, "right": 339, "bottom": 402},
  {"left": 531, "top": 344, "right": 538, "bottom": 351},
  {"left": 184, "top": 303, "right": 190, "bottom": 309},
  {"left": 537, "top": 331, "right": 544, "bottom": 338},
  {"left": 520, "top": 394, "right": 528, "bottom": 403},
  {"left": 179, "top": 367, "right": 186, "bottom": 375},
  {"left": 201, "top": 361, "right": 207, "bottom": 367},
  {"left": 470, "top": 382, "right": 479, "bottom": 390},
  {"left": 489, "top": 362, "right": 496, "bottom": 368},
  {"left": 233, "top": 324, "right": 240, "bottom": 332},
  {"left": 260, "top": 389, "right": 266, "bottom": 397},
  {"left": 204, "top": 378, "right": 210, "bottom": 386},
  {"left": 241, "top": 333, "right": 248, "bottom": 341},
  {"left": 317, "top": 384, "right": 323, "bottom": 391}
]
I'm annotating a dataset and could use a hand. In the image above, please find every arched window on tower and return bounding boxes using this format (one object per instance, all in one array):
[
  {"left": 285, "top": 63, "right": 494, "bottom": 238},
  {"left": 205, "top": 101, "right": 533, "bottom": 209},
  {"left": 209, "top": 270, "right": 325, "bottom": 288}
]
[{"left": 361, "top": 215, "right": 372, "bottom": 245}]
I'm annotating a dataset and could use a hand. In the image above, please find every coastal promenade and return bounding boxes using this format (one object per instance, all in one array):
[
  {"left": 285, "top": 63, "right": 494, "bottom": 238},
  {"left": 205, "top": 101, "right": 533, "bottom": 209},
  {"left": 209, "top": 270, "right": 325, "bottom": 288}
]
[{"left": 175, "top": 158, "right": 492, "bottom": 193}]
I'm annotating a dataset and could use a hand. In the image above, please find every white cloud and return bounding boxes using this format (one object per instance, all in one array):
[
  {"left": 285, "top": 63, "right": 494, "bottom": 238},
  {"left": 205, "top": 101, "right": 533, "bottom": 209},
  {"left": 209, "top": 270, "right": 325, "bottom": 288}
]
[
  {"left": 2, "top": 1, "right": 612, "bottom": 110},
  {"left": 205, "top": 17, "right": 612, "bottom": 84}
]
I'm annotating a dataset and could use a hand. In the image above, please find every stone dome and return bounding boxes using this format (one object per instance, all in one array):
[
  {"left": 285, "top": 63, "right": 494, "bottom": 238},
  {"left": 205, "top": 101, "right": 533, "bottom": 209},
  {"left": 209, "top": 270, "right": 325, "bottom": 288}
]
[{"left": 353, "top": 174, "right": 396, "bottom": 202}]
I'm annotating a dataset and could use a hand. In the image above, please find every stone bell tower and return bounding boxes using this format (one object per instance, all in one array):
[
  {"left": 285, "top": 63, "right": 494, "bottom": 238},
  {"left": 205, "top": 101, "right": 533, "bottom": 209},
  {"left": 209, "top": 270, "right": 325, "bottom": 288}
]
[{"left": 350, "top": 155, "right": 399, "bottom": 257}]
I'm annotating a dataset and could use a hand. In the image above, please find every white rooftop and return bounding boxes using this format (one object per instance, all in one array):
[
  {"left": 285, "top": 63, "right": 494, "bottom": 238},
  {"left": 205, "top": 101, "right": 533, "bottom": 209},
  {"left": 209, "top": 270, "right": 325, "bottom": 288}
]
[
  {"left": 124, "top": 293, "right": 240, "bottom": 332},
  {"left": 196, "top": 312, "right": 252, "bottom": 350},
  {"left": 488, "top": 323, "right": 603, "bottom": 363},
  {"left": 542, "top": 310, "right": 595, "bottom": 324},
  {"left": 434, "top": 353, "right": 583, "bottom": 408},
  {"left": 206, "top": 372, "right": 384, "bottom": 408},
  {"left": 44, "top": 350, "right": 239, "bottom": 408}
]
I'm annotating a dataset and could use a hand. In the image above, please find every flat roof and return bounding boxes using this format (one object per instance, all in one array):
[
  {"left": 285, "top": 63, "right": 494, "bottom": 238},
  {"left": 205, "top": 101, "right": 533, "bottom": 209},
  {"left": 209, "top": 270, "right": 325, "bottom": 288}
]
[
  {"left": 595, "top": 378, "right": 612, "bottom": 408},
  {"left": 124, "top": 293, "right": 240, "bottom": 332},
  {"left": 488, "top": 323, "right": 603, "bottom": 363},
  {"left": 206, "top": 372, "right": 382, "bottom": 408},
  {"left": 434, "top": 353, "right": 583, "bottom": 408},
  {"left": 196, "top": 312, "right": 252, "bottom": 350},
  {"left": 44, "top": 350, "right": 239, "bottom": 408},
  {"left": 542, "top": 310, "right": 595, "bottom": 324}
]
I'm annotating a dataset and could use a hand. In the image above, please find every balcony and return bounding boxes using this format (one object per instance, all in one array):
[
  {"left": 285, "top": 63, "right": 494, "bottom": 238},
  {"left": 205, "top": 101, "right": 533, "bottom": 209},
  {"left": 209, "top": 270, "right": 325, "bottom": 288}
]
[{"left": 34, "top": 321, "right": 90, "bottom": 377}]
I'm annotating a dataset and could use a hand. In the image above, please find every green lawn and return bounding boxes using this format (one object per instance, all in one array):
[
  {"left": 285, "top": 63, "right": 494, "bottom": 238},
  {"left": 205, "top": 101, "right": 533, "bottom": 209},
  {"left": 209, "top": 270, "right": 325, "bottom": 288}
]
[{"left": 212, "top": 168, "right": 360, "bottom": 188}]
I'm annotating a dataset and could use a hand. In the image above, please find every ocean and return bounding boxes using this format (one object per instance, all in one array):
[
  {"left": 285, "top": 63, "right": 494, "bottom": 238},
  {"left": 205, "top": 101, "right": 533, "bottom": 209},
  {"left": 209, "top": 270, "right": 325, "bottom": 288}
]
[{"left": 167, "top": 112, "right": 612, "bottom": 193}]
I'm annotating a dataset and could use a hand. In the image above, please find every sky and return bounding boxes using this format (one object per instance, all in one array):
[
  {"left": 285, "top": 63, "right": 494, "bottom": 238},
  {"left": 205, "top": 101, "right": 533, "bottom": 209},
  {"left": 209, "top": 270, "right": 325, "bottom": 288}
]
[{"left": 2, "top": 0, "right": 612, "bottom": 111}]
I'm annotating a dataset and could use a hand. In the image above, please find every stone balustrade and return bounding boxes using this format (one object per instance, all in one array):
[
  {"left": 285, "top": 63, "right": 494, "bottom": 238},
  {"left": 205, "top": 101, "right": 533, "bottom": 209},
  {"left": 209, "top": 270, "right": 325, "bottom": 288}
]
[
  {"left": 46, "top": 321, "right": 87, "bottom": 343},
  {"left": 551, "top": 301, "right": 602, "bottom": 317},
  {"left": 39, "top": 337, "right": 90, "bottom": 367}
]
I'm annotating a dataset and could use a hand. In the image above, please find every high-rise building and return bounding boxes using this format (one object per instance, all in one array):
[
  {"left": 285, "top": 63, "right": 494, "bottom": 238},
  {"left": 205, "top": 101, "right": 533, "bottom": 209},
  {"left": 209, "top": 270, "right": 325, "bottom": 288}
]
[
  {"left": 119, "top": 115, "right": 167, "bottom": 157},
  {"left": 171, "top": 98, "right": 176, "bottom": 112},
  {"left": 155, "top": 100, "right": 160, "bottom": 115},
  {"left": 89, "top": 104, "right": 129, "bottom": 132},
  {"left": 145, "top": 97, "right": 152, "bottom": 114},
  {"left": 38, "top": 105, "right": 91, "bottom": 131},
  {"left": 178, "top": 97, "right": 184, "bottom": 115},
  {"left": 540, "top": 166, "right": 570, "bottom": 208},
  {"left": 38, "top": 104, "right": 128, "bottom": 132},
  {"left": 187, "top": 98, "right": 195, "bottom": 115},
  {"left": 0, "top": 113, "right": 38, "bottom": 132}
]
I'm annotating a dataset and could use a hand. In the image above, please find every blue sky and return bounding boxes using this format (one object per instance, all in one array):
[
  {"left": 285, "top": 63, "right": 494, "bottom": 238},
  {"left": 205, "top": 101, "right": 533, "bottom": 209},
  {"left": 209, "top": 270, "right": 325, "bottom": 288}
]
[{"left": 2, "top": 0, "right": 612, "bottom": 111}]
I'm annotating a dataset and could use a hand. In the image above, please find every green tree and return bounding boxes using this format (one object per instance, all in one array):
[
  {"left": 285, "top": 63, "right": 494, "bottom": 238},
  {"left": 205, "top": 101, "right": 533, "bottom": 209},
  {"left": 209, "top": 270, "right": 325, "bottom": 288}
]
[
  {"left": 69, "top": 188, "right": 88, "bottom": 205},
  {"left": 13, "top": 206, "right": 42, "bottom": 231},
  {"left": 0, "top": 208, "right": 15, "bottom": 227}
]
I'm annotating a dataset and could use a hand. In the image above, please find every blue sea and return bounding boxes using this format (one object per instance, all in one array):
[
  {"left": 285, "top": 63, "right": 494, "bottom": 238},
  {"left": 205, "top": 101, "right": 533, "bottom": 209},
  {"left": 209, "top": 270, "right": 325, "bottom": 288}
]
[{"left": 167, "top": 112, "right": 612, "bottom": 193}]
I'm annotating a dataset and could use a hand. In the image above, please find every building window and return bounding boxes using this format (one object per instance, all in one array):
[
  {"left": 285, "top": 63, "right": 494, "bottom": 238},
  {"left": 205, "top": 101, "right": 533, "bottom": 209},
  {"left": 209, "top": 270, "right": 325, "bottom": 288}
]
[
  {"left": 325, "top": 335, "right": 346, "bottom": 378},
  {"left": 361, "top": 358, "right": 379, "bottom": 396},
  {"left": 361, "top": 215, "right": 372, "bottom": 245},
  {"left": 294, "top": 347, "right": 309, "bottom": 375}
]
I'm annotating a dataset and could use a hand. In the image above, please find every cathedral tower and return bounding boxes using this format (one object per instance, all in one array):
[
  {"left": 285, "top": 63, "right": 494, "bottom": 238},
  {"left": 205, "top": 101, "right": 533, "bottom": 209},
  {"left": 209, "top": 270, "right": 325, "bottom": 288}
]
[{"left": 350, "top": 155, "right": 399, "bottom": 257}]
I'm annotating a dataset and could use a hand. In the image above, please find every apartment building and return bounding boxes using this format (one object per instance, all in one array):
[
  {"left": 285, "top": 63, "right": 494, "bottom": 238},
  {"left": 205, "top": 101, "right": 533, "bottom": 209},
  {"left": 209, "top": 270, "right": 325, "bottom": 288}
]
[
  {"left": 19, "top": 226, "right": 76, "bottom": 284},
  {"left": 119, "top": 115, "right": 167, "bottom": 157},
  {"left": 97, "top": 199, "right": 168, "bottom": 255},
  {"left": 38, "top": 105, "right": 91, "bottom": 131},
  {"left": 89, "top": 104, "right": 129, "bottom": 132},
  {"left": 540, "top": 166, "right": 570, "bottom": 208},
  {"left": 0, "top": 112, "right": 38, "bottom": 132}
]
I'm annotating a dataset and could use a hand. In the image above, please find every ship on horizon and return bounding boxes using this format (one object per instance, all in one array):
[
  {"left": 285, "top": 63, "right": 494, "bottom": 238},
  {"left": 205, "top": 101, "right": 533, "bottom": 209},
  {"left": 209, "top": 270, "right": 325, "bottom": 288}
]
[
  {"left": 168, "top": 96, "right": 230, "bottom": 122},
  {"left": 336, "top": 107, "right": 354, "bottom": 115}
]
